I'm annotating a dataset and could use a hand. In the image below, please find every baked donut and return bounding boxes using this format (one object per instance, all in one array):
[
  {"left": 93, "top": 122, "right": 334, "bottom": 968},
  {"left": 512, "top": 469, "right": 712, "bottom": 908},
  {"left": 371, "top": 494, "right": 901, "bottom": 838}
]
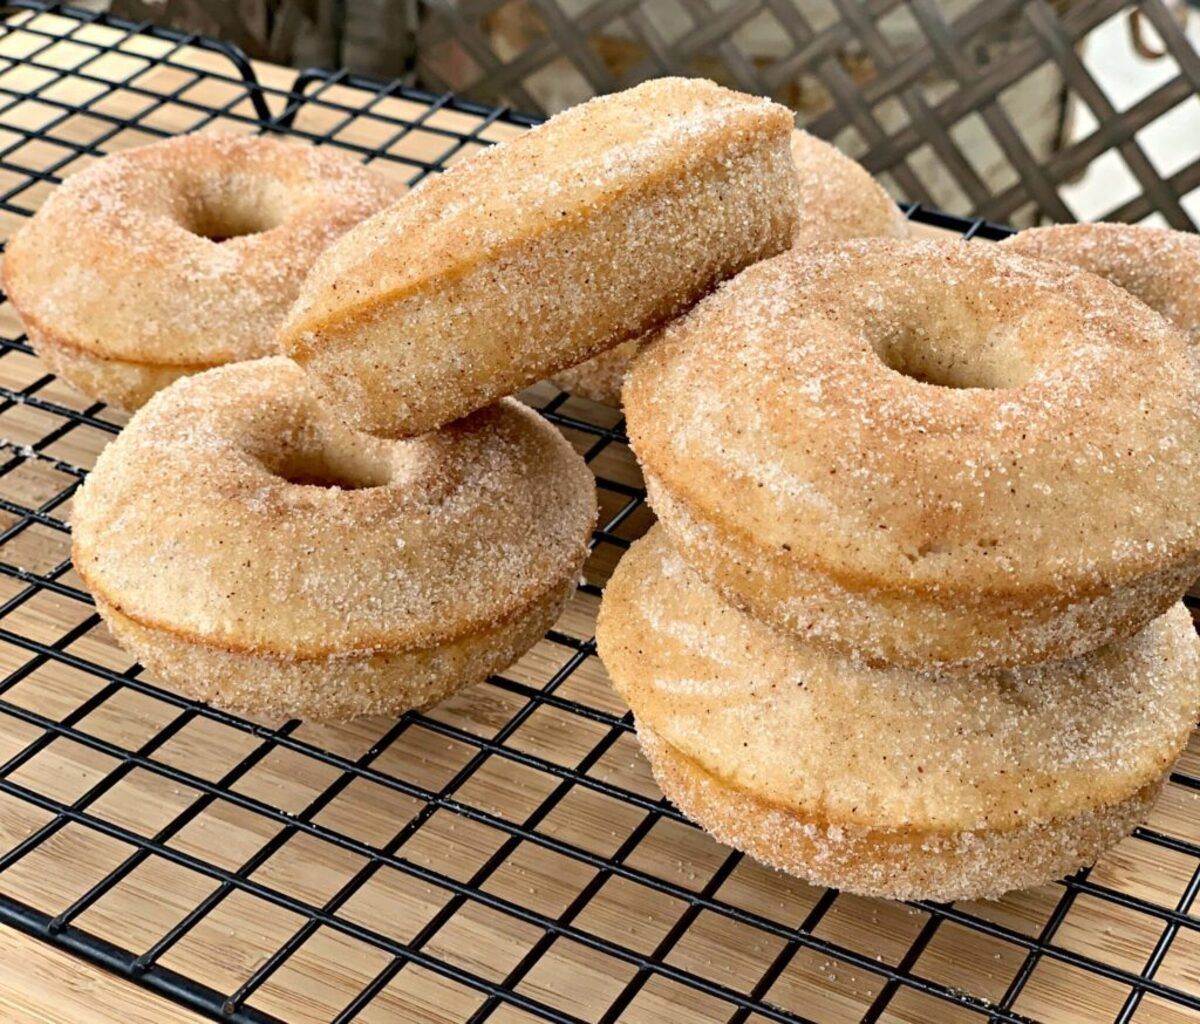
[
  {"left": 3, "top": 132, "right": 398, "bottom": 410},
  {"left": 1002, "top": 222, "right": 1200, "bottom": 345},
  {"left": 549, "top": 337, "right": 644, "bottom": 409},
  {"left": 625, "top": 238, "right": 1200, "bottom": 671},
  {"left": 551, "top": 129, "right": 908, "bottom": 406},
  {"left": 71, "top": 358, "right": 596, "bottom": 720},
  {"left": 787, "top": 129, "right": 909, "bottom": 246},
  {"left": 597, "top": 528, "right": 1200, "bottom": 902},
  {"left": 280, "top": 77, "right": 799, "bottom": 438}
]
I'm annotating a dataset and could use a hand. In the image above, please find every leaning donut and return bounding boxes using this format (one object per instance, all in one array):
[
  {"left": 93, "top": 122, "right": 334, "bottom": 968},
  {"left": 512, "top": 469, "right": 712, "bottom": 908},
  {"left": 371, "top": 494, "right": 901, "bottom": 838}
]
[
  {"left": 3, "top": 133, "right": 398, "bottom": 410},
  {"left": 71, "top": 358, "right": 596, "bottom": 720},
  {"left": 1002, "top": 222, "right": 1200, "bottom": 345},
  {"left": 280, "top": 77, "right": 799, "bottom": 438},
  {"left": 551, "top": 128, "right": 908, "bottom": 406},
  {"left": 597, "top": 528, "right": 1200, "bottom": 903},
  {"left": 624, "top": 238, "right": 1200, "bottom": 671}
]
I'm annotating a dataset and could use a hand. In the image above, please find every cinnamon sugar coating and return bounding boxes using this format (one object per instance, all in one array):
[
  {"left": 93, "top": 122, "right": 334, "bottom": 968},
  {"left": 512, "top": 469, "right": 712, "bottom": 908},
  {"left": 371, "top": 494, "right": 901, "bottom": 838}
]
[
  {"left": 71, "top": 358, "right": 596, "bottom": 719},
  {"left": 787, "top": 129, "right": 908, "bottom": 245},
  {"left": 3, "top": 132, "right": 398, "bottom": 410},
  {"left": 1003, "top": 222, "right": 1200, "bottom": 345},
  {"left": 597, "top": 529, "right": 1200, "bottom": 901},
  {"left": 552, "top": 128, "right": 907, "bottom": 406},
  {"left": 625, "top": 238, "right": 1200, "bottom": 670},
  {"left": 549, "top": 337, "right": 644, "bottom": 408},
  {"left": 281, "top": 77, "right": 799, "bottom": 437}
]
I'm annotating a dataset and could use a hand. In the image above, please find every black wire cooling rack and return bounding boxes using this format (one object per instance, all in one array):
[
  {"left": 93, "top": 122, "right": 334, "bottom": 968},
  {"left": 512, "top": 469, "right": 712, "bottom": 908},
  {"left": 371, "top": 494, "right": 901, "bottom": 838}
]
[{"left": 0, "top": 3, "right": 1196, "bottom": 1023}]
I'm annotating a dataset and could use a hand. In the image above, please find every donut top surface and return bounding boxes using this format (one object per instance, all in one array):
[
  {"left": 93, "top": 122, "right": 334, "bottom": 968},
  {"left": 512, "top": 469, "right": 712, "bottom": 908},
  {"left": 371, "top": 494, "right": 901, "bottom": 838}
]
[
  {"left": 625, "top": 238, "right": 1200, "bottom": 595},
  {"left": 3, "top": 132, "right": 398, "bottom": 367},
  {"left": 71, "top": 358, "right": 596, "bottom": 658},
  {"left": 789, "top": 130, "right": 908, "bottom": 245},
  {"left": 1002, "top": 222, "right": 1200, "bottom": 345},
  {"left": 598, "top": 528, "right": 1200, "bottom": 832}
]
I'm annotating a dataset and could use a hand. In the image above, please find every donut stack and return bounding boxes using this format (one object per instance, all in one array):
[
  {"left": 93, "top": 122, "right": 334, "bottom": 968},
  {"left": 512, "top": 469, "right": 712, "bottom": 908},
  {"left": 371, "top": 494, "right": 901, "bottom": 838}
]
[
  {"left": 598, "top": 237, "right": 1200, "bottom": 902},
  {"left": 57, "top": 78, "right": 806, "bottom": 721},
  {"left": 15, "top": 72, "right": 1200, "bottom": 904}
]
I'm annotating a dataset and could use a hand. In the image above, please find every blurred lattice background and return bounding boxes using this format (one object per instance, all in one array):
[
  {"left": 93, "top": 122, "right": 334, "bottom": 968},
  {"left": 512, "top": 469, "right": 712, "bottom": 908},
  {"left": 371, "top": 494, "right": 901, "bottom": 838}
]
[{"left": 97, "top": 1, "right": 1200, "bottom": 227}]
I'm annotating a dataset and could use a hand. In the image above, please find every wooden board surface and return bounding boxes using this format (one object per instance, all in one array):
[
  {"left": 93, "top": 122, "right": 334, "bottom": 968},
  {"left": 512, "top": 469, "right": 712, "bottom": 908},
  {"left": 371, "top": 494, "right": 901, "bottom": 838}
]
[
  {"left": 0, "top": 924, "right": 205, "bottom": 1023},
  {"left": 0, "top": 9, "right": 1196, "bottom": 1024}
]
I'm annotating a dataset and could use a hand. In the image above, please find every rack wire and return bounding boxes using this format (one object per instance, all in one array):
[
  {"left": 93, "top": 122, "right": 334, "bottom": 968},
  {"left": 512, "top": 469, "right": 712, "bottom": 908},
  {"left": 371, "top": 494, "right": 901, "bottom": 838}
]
[{"left": 0, "top": 3, "right": 1195, "bottom": 1023}]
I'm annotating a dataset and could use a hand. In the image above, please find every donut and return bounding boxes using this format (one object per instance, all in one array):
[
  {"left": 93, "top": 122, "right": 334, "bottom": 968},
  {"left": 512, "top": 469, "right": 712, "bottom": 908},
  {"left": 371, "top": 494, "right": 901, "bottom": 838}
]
[
  {"left": 624, "top": 238, "right": 1200, "bottom": 671},
  {"left": 70, "top": 358, "right": 596, "bottom": 720},
  {"left": 550, "top": 129, "right": 908, "bottom": 406},
  {"left": 549, "top": 337, "right": 643, "bottom": 409},
  {"left": 596, "top": 528, "right": 1200, "bottom": 902},
  {"left": 1002, "top": 222, "right": 1200, "bottom": 345},
  {"left": 787, "top": 129, "right": 909, "bottom": 246},
  {"left": 3, "top": 132, "right": 398, "bottom": 410},
  {"left": 280, "top": 77, "right": 799, "bottom": 438}
]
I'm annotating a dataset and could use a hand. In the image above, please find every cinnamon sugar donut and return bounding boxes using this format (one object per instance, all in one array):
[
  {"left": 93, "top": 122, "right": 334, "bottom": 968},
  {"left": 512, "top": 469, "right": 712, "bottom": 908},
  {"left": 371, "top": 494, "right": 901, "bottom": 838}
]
[
  {"left": 71, "top": 358, "right": 596, "bottom": 720},
  {"left": 3, "top": 132, "right": 398, "bottom": 410},
  {"left": 1002, "top": 222, "right": 1200, "bottom": 345},
  {"left": 551, "top": 129, "right": 908, "bottom": 406},
  {"left": 280, "top": 77, "right": 799, "bottom": 437},
  {"left": 597, "top": 528, "right": 1200, "bottom": 902},
  {"left": 625, "top": 238, "right": 1200, "bottom": 670}
]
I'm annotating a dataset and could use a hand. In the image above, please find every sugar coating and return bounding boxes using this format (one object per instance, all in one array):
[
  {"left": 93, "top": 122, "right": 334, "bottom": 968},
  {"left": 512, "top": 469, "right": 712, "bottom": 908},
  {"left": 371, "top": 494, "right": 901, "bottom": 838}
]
[
  {"left": 550, "top": 337, "right": 644, "bottom": 408},
  {"left": 596, "top": 528, "right": 1200, "bottom": 899},
  {"left": 648, "top": 468, "right": 1200, "bottom": 672},
  {"left": 552, "top": 129, "right": 908, "bottom": 406},
  {"left": 624, "top": 238, "right": 1200, "bottom": 670},
  {"left": 72, "top": 359, "right": 597, "bottom": 669},
  {"left": 1003, "top": 222, "right": 1200, "bottom": 346},
  {"left": 280, "top": 77, "right": 799, "bottom": 438},
  {"left": 98, "top": 576, "right": 574, "bottom": 721},
  {"left": 3, "top": 132, "right": 399, "bottom": 408},
  {"left": 787, "top": 129, "right": 909, "bottom": 246},
  {"left": 641, "top": 725, "right": 1160, "bottom": 903}
]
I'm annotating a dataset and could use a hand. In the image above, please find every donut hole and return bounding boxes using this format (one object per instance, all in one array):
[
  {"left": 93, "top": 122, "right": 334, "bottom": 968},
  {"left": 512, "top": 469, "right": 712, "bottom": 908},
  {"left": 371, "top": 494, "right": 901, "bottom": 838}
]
[
  {"left": 871, "top": 322, "right": 1036, "bottom": 390},
  {"left": 265, "top": 447, "right": 392, "bottom": 491},
  {"left": 864, "top": 280, "right": 1048, "bottom": 390},
  {"left": 179, "top": 183, "right": 289, "bottom": 243}
]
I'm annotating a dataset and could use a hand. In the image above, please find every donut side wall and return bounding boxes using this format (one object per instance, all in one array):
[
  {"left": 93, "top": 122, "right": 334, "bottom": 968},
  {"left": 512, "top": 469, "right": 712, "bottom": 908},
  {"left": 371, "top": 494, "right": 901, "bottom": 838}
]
[
  {"left": 639, "top": 725, "right": 1162, "bottom": 903},
  {"left": 647, "top": 470, "right": 1200, "bottom": 671},
  {"left": 281, "top": 84, "right": 801, "bottom": 437}
]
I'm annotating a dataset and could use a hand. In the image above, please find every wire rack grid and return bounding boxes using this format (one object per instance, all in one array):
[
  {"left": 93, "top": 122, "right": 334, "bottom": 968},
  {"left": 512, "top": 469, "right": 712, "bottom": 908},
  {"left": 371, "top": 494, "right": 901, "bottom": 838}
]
[{"left": 0, "top": 3, "right": 1195, "bottom": 1023}]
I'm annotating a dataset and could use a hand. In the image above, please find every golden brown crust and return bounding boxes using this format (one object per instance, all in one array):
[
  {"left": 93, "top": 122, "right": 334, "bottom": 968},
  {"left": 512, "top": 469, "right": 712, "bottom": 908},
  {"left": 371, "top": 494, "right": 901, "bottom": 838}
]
[
  {"left": 280, "top": 78, "right": 799, "bottom": 437},
  {"left": 550, "top": 129, "right": 907, "bottom": 407},
  {"left": 597, "top": 529, "right": 1199, "bottom": 900},
  {"left": 624, "top": 239, "right": 1200, "bottom": 669},
  {"left": 646, "top": 471, "right": 1200, "bottom": 671},
  {"left": 72, "top": 358, "right": 596, "bottom": 717},
  {"left": 98, "top": 576, "right": 573, "bottom": 720},
  {"left": 1002, "top": 223, "right": 1200, "bottom": 346},
  {"left": 3, "top": 132, "right": 399, "bottom": 410},
  {"left": 640, "top": 726, "right": 1161, "bottom": 903},
  {"left": 25, "top": 322, "right": 213, "bottom": 412}
]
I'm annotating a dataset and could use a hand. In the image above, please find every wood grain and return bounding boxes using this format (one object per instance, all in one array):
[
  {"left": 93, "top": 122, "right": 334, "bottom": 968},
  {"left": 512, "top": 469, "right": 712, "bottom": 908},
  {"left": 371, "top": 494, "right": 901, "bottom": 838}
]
[{"left": 0, "top": 924, "right": 205, "bottom": 1023}]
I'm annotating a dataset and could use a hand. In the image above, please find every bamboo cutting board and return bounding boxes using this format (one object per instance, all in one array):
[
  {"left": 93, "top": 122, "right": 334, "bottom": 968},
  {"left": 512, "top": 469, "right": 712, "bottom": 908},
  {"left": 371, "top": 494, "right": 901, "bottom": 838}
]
[{"left": 0, "top": 9, "right": 1196, "bottom": 1024}]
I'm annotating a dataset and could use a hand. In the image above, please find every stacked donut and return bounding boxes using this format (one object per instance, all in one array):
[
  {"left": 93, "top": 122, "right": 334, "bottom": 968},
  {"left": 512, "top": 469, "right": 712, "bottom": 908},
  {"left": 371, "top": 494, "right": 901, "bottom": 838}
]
[
  {"left": 598, "top": 236, "right": 1200, "bottom": 902},
  {"left": 14, "top": 79, "right": 808, "bottom": 721}
]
